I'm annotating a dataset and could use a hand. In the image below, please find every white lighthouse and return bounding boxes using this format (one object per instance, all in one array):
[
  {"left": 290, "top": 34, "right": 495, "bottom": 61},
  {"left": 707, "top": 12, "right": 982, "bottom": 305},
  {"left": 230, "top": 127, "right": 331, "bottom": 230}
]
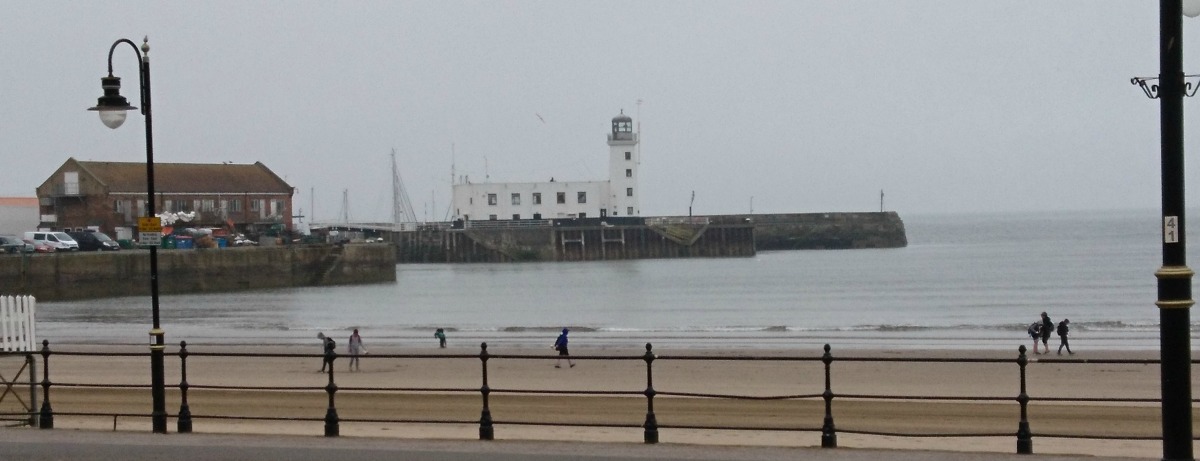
[{"left": 451, "top": 111, "right": 641, "bottom": 221}]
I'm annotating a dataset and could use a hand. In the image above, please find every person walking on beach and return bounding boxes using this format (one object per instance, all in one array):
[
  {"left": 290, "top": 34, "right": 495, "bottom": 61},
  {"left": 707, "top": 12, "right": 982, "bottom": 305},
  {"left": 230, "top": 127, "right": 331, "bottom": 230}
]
[
  {"left": 434, "top": 328, "right": 447, "bottom": 348},
  {"left": 1027, "top": 321, "right": 1042, "bottom": 354},
  {"left": 348, "top": 328, "right": 365, "bottom": 371},
  {"left": 553, "top": 328, "right": 575, "bottom": 368},
  {"left": 317, "top": 332, "right": 336, "bottom": 372},
  {"left": 1057, "top": 319, "right": 1074, "bottom": 355},
  {"left": 1040, "top": 312, "right": 1053, "bottom": 354}
]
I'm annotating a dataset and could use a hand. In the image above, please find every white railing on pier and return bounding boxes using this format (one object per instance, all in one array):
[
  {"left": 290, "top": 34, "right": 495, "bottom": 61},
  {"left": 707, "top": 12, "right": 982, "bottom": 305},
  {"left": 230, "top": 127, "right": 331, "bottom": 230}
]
[{"left": 0, "top": 295, "right": 36, "bottom": 352}]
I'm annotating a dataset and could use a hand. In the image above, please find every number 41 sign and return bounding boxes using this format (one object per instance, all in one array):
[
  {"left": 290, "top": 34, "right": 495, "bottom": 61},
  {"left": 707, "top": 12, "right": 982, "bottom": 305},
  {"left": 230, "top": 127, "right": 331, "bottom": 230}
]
[{"left": 1165, "top": 216, "right": 1180, "bottom": 244}]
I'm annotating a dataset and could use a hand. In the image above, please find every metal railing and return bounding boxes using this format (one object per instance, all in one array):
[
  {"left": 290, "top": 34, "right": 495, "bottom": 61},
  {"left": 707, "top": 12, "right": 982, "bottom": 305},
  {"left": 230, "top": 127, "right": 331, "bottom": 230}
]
[{"left": 0, "top": 340, "right": 1186, "bottom": 454}]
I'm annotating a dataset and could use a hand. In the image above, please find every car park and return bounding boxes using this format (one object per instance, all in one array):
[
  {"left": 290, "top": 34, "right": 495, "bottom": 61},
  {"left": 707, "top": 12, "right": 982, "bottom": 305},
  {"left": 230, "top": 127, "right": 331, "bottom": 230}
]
[
  {"left": 67, "top": 230, "right": 121, "bottom": 251},
  {"left": 0, "top": 235, "right": 32, "bottom": 254},
  {"left": 23, "top": 231, "right": 80, "bottom": 252}
]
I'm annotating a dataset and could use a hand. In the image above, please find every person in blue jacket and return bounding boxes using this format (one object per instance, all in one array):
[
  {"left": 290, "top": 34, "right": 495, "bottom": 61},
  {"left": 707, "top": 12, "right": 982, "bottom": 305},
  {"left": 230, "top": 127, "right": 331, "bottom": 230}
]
[{"left": 553, "top": 328, "right": 575, "bottom": 368}]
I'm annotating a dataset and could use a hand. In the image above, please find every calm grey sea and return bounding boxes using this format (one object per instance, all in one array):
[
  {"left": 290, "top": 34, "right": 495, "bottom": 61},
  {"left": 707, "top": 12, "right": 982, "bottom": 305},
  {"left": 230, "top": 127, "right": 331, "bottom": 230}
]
[{"left": 37, "top": 209, "right": 1186, "bottom": 351}]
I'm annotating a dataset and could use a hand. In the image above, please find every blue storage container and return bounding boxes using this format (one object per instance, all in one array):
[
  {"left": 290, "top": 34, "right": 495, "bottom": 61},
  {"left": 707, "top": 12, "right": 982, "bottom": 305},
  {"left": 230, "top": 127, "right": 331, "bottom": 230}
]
[{"left": 175, "top": 236, "right": 193, "bottom": 249}]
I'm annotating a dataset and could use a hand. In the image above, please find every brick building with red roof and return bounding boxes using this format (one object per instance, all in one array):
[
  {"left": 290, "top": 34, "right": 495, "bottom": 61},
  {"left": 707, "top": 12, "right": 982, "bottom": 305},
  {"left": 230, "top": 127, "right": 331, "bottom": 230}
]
[{"left": 35, "top": 158, "right": 294, "bottom": 238}]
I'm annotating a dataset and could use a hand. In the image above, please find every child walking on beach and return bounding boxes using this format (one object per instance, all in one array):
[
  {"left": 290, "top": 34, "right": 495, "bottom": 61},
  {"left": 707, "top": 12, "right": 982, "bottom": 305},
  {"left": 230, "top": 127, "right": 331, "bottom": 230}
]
[
  {"left": 1027, "top": 321, "right": 1042, "bottom": 354},
  {"left": 553, "top": 328, "right": 575, "bottom": 368},
  {"left": 435, "top": 328, "right": 446, "bottom": 348}
]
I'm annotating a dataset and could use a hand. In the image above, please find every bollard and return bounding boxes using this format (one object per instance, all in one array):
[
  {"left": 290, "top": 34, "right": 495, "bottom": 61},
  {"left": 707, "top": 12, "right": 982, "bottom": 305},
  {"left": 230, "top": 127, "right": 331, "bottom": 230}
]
[
  {"left": 324, "top": 348, "right": 339, "bottom": 437},
  {"left": 177, "top": 341, "right": 192, "bottom": 433},
  {"left": 643, "top": 343, "right": 659, "bottom": 444},
  {"left": 479, "top": 342, "right": 494, "bottom": 440},
  {"left": 1016, "top": 345, "right": 1032, "bottom": 454},
  {"left": 38, "top": 340, "right": 52, "bottom": 429},
  {"left": 821, "top": 343, "right": 837, "bottom": 448}
]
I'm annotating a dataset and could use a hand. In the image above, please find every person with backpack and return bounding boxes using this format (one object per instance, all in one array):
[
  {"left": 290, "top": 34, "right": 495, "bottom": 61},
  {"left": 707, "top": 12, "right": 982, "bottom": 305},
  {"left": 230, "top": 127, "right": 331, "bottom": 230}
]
[
  {"left": 1057, "top": 318, "right": 1074, "bottom": 355},
  {"left": 1027, "top": 321, "right": 1043, "bottom": 354},
  {"left": 317, "top": 332, "right": 337, "bottom": 373}
]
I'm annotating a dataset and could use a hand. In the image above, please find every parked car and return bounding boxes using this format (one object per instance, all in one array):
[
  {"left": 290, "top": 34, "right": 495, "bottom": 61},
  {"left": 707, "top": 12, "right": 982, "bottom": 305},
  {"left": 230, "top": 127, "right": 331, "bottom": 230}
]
[
  {"left": 67, "top": 230, "right": 121, "bottom": 251},
  {"left": 22, "top": 238, "right": 54, "bottom": 253},
  {"left": 0, "top": 235, "right": 33, "bottom": 254},
  {"left": 23, "top": 231, "right": 80, "bottom": 251}
]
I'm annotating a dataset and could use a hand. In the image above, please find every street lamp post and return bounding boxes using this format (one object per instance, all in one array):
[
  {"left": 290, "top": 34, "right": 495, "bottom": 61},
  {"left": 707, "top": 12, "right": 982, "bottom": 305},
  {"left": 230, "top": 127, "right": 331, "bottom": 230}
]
[
  {"left": 86, "top": 36, "right": 167, "bottom": 434},
  {"left": 1133, "top": 2, "right": 1198, "bottom": 459}
]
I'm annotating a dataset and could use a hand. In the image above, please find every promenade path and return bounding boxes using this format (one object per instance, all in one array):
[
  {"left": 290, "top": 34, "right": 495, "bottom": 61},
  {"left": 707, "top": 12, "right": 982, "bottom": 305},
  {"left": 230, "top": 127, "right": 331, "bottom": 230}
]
[{"left": 0, "top": 428, "right": 1152, "bottom": 461}]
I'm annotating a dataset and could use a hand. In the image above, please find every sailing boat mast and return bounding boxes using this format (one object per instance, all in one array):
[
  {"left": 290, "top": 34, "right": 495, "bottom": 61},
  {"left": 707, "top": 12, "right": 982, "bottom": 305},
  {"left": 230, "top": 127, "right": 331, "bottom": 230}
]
[{"left": 391, "top": 148, "right": 417, "bottom": 225}]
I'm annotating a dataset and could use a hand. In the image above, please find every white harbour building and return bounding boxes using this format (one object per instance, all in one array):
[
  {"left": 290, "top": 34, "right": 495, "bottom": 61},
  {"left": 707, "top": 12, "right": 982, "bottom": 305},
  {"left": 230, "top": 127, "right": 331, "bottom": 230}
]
[{"left": 451, "top": 111, "right": 640, "bottom": 221}]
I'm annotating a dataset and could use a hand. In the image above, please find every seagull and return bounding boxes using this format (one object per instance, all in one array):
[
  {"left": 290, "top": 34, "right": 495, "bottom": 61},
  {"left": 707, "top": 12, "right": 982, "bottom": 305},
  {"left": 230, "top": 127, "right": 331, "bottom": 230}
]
[{"left": 535, "top": 113, "right": 546, "bottom": 124}]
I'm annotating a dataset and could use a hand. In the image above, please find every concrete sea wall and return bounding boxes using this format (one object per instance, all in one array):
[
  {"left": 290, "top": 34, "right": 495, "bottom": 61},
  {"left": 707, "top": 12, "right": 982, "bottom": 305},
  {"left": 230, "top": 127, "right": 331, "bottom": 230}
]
[
  {"left": 389, "top": 212, "right": 905, "bottom": 263},
  {"left": 0, "top": 243, "right": 396, "bottom": 301}
]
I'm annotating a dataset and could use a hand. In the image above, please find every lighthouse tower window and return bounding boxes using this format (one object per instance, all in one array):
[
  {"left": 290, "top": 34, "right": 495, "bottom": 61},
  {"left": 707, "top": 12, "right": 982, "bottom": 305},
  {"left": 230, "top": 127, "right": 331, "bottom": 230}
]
[
  {"left": 625, "top": 152, "right": 632, "bottom": 160},
  {"left": 626, "top": 169, "right": 632, "bottom": 177},
  {"left": 626, "top": 187, "right": 633, "bottom": 197}
]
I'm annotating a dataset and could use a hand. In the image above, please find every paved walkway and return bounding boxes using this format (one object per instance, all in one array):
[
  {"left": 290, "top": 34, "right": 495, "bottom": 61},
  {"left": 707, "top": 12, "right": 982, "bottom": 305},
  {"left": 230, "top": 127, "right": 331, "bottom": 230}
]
[{"left": 0, "top": 428, "right": 1153, "bottom": 461}]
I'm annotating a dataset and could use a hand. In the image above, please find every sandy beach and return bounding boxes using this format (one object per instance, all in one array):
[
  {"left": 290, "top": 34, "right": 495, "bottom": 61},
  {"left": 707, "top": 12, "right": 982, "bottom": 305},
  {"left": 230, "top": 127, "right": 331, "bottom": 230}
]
[{"left": 0, "top": 343, "right": 1188, "bottom": 459}]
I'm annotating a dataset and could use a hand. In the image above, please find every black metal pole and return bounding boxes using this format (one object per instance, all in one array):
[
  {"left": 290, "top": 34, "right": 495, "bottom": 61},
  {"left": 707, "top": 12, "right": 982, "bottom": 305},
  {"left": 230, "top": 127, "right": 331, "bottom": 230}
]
[
  {"left": 37, "top": 340, "right": 51, "bottom": 429},
  {"left": 1016, "top": 345, "right": 1032, "bottom": 454},
  {"left": 1157, "top": 2, "right": 1195, "bottom": 460},
  {"left": 324, "top": 347, "right": 339, "bottom": 437},
  {"left": 479, "top": 342, "right": 494, "bottom": 440},
  {"left": 138, "top": 38, "right": 168, "bottom": 436},
  {"left": 642, "top": 343, "right": 658, "bottom": 444},
  {"left": 177, "top": 341, "right": 192, "bottom": 433},
  {"left": 820, "top": 344, "right": 836, "bottom": 448}
]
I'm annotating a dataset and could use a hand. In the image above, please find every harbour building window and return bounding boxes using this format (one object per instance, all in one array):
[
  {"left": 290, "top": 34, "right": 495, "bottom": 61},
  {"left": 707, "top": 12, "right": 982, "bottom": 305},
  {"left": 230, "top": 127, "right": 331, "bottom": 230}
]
[
  {"left": 250, "top": 199, "right": 261, "bottom": 212},
  {"left": 489, "top": 214, "right": 498, "bottom": 220},
  {"left": 626, "top": 187, "right": 633, "bottom": 197},
  {"left": 577, "top": 192, "right": 587, "bottom": 204},
  {"left": 532, "top": 192, "right": 542, "bottom": 205},
  {"left": 512, "top": 214, "right": 520, "bottom": 220},
  {"left": 488, "top": 194, "right": 498, "bottom": 206},
  {"left": 557, "top": 192, "right": 566, "bottom": 204},
  {"left": 511, "top": 193, "right": 521, "bottom": 205},
  {"left": 230, "top": 199, "right": 242, "bottom": 212},
  {"left": 626, "top": 169, "right": 632, "bottom": 178}
]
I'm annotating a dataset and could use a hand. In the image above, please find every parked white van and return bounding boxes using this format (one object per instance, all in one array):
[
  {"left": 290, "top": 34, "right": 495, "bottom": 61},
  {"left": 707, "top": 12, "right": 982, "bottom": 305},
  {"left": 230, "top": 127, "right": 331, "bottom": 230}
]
[{"left": 24, "top": 231, "right": 80, "bottom": 251}]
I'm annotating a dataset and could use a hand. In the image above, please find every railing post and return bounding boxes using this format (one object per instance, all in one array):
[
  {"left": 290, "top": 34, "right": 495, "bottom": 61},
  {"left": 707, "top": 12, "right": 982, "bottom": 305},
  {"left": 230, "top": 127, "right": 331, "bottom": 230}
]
[
  {"left": 821, "top": 343, "right": 837, "bottom": 448},
  {"left": 643, "top": 343, "right": 658, "bottom": 444},
  {"left": 38, "top": 339, "right": 52, "bottom": 429},
  {"left": 1016, "top": 345, "right": 1032, "bottom": 454},
  {"left": 177, "top": 341, "right": 192, "bottom": 433},
  {"left": 324, "top": 347, "right": 339, "bottom": 437},
  {"left": 479, "top": 342, "right": 494, "bottom": 440}
]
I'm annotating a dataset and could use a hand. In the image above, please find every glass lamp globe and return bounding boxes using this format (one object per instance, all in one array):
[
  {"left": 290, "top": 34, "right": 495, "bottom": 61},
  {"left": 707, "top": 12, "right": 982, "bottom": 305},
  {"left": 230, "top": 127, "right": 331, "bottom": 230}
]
[{"left": 98, "top": 110, "right": 128, "bottom": 129}]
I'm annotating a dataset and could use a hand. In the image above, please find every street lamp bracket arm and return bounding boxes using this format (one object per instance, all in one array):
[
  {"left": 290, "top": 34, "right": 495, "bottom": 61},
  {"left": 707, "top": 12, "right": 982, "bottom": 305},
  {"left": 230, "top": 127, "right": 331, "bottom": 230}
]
[{"left": 105, "top": 37, "right": 149, "bottom": 114}]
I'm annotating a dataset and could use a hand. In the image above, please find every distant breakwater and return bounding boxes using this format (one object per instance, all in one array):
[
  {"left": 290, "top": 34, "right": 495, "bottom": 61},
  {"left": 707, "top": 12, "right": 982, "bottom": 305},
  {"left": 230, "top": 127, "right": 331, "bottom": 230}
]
[
  {"left": 0, "top": 243, "right": 396, "bottom": 302},
  {"left": 389, "top": 212, "right": 906, "bottom": 263}
]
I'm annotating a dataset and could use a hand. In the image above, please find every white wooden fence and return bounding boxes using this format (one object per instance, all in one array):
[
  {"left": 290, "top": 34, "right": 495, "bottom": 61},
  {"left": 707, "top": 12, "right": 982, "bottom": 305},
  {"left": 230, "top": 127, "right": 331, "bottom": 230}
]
[{"left": 0, "top": 295, "right": 36, "bottom": 352}]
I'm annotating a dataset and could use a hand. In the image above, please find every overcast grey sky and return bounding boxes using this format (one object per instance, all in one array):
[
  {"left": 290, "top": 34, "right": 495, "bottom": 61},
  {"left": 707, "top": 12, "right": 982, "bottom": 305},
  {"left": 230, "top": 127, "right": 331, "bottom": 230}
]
[{"left": 1, "top": 1, "right": 1193, "bottom": 222}]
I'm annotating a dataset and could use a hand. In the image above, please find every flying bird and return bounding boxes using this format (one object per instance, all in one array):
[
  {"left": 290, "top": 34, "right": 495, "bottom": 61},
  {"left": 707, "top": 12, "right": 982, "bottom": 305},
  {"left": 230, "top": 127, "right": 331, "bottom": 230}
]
[{"left": 535, "top": 113, "right": 546, "bottom": 124}]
